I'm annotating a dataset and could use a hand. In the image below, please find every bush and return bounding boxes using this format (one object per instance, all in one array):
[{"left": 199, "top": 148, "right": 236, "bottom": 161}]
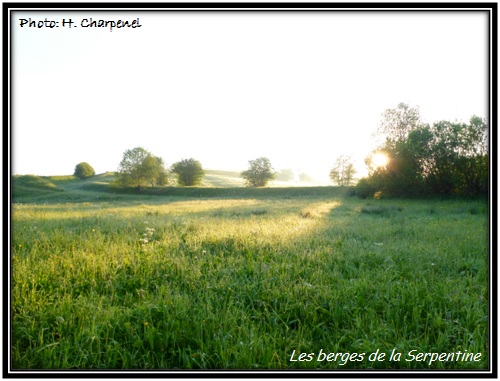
[
  {"left": 171, "top": 158, "right": 205, "bottom": 186},
  {"left": 241, "top": 157, "right": 276, "bottom": 187},
  {"left": 355, "top": 178, "right": 376, "bottom": 199},
  {"left": 74, "top": 162, "right": 95, "bottom": 179},
  {"left": 116, "top": 147, "right": 168, "bottom": 189}
]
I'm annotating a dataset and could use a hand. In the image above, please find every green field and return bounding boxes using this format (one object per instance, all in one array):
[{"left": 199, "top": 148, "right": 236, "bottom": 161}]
[{"left": 10, "top": 174, "right": 489, "bottom": 370}]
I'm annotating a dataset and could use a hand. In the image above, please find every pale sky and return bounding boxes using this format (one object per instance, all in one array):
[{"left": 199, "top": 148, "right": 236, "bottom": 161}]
[{"left": 11, "top": 10, "right": 489, "bottom": 181}]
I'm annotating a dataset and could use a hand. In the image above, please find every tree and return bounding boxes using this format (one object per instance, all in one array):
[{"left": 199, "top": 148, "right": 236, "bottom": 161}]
[
  {"left": 362, "top": 106, "right": 488, "bottom": 198},
  {"left": 299, "top": 172, "right": 314, "bottom": 183},
  {"left": 241, "top": 157, "right": 276, "bottom": 187},
  {"left": 276, "top": 168, "right": 294, "bottom": 182},
  {"left": 329, "top": 155, "right": 357, "bottom": 186},
  {"left": 116, "top": 147, "right": 168, "bottom": 189},
  {"left": 74, "top": 162, "right": 95, "bottom": 179},
  {"left": 361, "top": 103, "right": 428, "bottom": 196},
  {"left": 467, "top": 115, "right": 488, "bottom": 156},
  {"left": 375, "top": 102, "right": 423, "bottom": 149},
  {"left": 425, "top": 117, "right": 488, "bottom": 196},
  {"left": 170, "top": 158, "right": 205, "bottom": 186}
]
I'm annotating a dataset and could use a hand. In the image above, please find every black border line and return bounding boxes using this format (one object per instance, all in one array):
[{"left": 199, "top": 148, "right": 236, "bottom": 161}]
[
  {"left": 3, "top": 2, "right": 497, "bottom": 379},
  {"left": 3, "top": 3, "right": 499, "bottom": 10}
]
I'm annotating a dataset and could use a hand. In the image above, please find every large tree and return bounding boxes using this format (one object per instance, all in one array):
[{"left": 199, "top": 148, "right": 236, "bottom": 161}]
[
  {"left": 375, "top": 102, "right": 424, "bottom": 149},
  {"left": 170, "top": 158, "right": 205, "bottom": 186},
  {"left": 116, "top": 147, "right": 168, "bottom": 189},
  {"left": 425, "top": 117, "right": 488, "bottom": 196},
  {"left": 329, "top": 155, "right": 357, "bottom": 186},
  {"left": 241, "top": 157, "right": 276, "bottom": 187},
  {"left": 364, "top": 103, "right": 431, "bottom": 196}
]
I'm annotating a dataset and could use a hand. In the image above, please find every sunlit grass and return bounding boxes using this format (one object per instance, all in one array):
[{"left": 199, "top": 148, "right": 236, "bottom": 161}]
[{"left": 11, "top": 195, "right": 488, "bottom": 370}]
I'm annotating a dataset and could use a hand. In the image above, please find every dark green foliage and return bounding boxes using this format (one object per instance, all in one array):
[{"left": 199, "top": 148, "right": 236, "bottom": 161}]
[
  {"left": 424, "top": 119, "right": 488, "bottom": 196},
  {"left": 355, "top": 178, "right": 376, "bottom": 199},
  {"left": 116, "top": 147, "right": 168, "bottom": 189},
  {"left": 74, "top": 162, "right": 95, "bottom": 179},
  {"left": 362, "top": 104, "right": 488, "bottom": 198},
  {"left": 170, "top": 158, "right": 205, "bottom": 186},
  {"left": 241, "top": 157, "right": 276, "bottom": 187}
]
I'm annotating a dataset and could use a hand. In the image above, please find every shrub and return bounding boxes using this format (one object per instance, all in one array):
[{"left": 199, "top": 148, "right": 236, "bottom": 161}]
[
  {"left": 171, "top": 158, "right": 205, "bottom": 186},
  {"left": 241, "top": 157, "right": 276, "bottom": 187},
  {"left": 74, "top": 162, "right": 95, "bottom": 179},
  {"left": 355, "top": 178, "right": 376, "bottom": 199}
]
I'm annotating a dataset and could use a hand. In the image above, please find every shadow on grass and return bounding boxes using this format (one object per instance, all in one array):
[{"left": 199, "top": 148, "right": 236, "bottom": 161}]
[{"left": 10, "top": 195, "right": 489, "bottom": 370}]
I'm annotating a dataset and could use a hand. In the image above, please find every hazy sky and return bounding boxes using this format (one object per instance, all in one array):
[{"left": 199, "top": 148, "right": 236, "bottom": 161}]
[{"left": 12, "top": 10, "right": 489, "bottom": 181}]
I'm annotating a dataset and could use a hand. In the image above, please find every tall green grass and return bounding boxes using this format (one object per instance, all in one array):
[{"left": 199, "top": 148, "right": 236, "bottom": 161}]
[{"left": 11, "top": 193, "right": 489, "bottom": 370}]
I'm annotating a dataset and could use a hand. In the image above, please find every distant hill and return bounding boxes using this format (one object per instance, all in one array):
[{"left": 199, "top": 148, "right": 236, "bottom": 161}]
[
  {"left": 11, "top": 170, "right": 338, "bottom": 203},
  {"left": 11, "top": 174, "right": 63, "bottom": 200},
  {"left": 201, "top": 169, "right": 246, "bottom": 187},
  {"left": 202, "top": 169, "right": 330, "bottom": 188},
  {"left": 11, "top": 172, "right": 116, "bottom": 202}
]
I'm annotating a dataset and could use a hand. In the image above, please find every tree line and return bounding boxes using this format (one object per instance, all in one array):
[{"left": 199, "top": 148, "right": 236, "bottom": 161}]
[
  {"left": 73, "top": 102, "right": 488, "bottom": 196},
  {"left": 74, "top": 152, "right": 355, "bottom": 189},
  {"left": 73, "top": 149, "right": 280, "bottom": 189},
  {"left": 112, "top": 147, "right": 205, "bottom": 189},
  {"left": 357, "top": 103, "right": 488, "bottom": 198}
]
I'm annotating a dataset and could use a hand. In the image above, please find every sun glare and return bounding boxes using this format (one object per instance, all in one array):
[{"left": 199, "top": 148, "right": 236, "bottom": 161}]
[{"left": 372, "top": 153, "right": 389, "bottom": 168}]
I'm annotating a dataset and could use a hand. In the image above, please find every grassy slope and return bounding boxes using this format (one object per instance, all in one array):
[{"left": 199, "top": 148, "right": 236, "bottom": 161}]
[
  {"left": 12, "top": 172, "right": 346, "bottom": 203},
  {"left": 202, "top": 169, "right": 329, "bottom": 188},
  {"left": 10, "top": 174, "right": 490, "bottom": 370},
  {"left": 11, "top": 175, "right": 63, "bottom": 199},
  {"left": 201, "top": 169, "right": 246, "bottom": 187}
]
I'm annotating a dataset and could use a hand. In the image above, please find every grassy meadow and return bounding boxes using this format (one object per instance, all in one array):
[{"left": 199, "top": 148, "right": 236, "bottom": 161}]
[{"left": 10, "top": 174, "right": 489, "bottom": 370}]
